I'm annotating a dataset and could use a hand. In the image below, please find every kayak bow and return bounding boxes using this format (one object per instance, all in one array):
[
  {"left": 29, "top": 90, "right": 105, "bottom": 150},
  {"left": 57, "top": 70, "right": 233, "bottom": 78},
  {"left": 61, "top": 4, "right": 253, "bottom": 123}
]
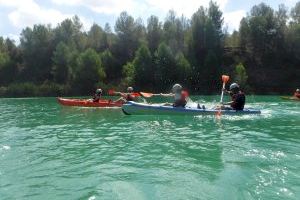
[
  {"left": 57, "top": 97, "right": 123, "bottom": 107},
  {"left": 122, "top": 101, "right": 261, "bottom": 116},
  {"left": 280, "top": 96, "right": 300, "bottom": 101}
]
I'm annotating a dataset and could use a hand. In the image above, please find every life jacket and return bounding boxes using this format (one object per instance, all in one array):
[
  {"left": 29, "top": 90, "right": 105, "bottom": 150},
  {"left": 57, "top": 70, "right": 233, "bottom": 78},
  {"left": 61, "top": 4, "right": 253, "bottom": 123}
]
[
  {"left": 126, "top": 93, "right": 135, "bottom": 101},
  {"left": 230, "top": 92, "right": 245, "bottom": 110},
  {"left": 182, "top": 90, "right": 189, "bottom": 100},
  {"left": 174, "top": 90, "right": 189, "bottom": 107},
  {"left": 174, "top": 90, "right": 188, "bottom": 101}
]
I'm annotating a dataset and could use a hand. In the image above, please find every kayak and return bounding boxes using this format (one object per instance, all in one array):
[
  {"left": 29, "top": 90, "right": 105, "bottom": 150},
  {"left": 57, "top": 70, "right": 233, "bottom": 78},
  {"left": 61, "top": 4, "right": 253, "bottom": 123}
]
[
  {"left": 57, "top": 97, "right": 123, "bottom": 107},
  {"left": 122, "top": 101, "right": 261, "bottom": 116},
  {"left": 280, "top": 96, "right": 300, "bottom": 101}
]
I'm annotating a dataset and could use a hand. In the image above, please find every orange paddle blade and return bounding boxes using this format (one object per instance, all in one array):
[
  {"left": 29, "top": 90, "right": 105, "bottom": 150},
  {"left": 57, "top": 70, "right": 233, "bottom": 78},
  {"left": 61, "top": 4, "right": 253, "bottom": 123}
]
[
  {"left": 131, "top": 92, "right": 141, "bottom": 97},
  {"left": 222, "top": 75, "right": 230, "bottom": 83},
  {"left": 140, "top": 92, "right": 153, "bottom": 98}
]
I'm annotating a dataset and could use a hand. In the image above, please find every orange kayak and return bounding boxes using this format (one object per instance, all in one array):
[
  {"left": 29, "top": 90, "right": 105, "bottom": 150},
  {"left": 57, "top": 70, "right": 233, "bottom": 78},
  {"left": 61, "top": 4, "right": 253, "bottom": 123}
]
[{"left": 57, "top": 97, "right": 123, "bottom": 107}]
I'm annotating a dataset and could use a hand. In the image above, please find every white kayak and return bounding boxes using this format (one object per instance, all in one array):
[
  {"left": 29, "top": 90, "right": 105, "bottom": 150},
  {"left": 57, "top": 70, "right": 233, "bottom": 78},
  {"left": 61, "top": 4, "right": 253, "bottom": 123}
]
[{"left": 122, "top": 101, "right": 261, "bottom": 116}]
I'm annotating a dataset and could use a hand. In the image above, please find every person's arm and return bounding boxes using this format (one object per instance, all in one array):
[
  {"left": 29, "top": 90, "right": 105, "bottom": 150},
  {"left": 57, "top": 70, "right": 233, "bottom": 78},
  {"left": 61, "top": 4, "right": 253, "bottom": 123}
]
[
  {"left": 222, "top": 101, "right": 234, "bottom": 105},
  {"left": 222, "top": 88, "right": 231, "bottom": 94},
  {"left": 113, "top": 91, "right": 128, "bottom": 98},
  {"left": 160, "top": 93, "right": 174, "bottom": 97}
]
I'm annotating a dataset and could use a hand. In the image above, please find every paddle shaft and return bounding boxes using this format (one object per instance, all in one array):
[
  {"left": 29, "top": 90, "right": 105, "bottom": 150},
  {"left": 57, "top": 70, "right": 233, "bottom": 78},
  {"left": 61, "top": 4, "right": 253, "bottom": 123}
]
[{"left": 220, "top": 82, "right": 226, "bottom": 103}]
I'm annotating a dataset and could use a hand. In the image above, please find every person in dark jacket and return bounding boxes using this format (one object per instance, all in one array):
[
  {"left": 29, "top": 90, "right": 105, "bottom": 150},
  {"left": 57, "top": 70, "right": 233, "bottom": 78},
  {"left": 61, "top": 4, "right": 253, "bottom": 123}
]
[
  {"left": 222, "top": 83, "right": 245, "bottom": 110},
  {"left": 92, "top": 88, "right": 102, "bottom": 102}
]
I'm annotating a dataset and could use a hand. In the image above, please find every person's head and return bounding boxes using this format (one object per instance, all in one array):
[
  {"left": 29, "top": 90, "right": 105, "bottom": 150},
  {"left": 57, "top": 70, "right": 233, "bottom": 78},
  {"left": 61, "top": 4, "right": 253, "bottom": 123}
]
[
  {"left": 96, "top": 88, "right": 102, "bottom": 95},
  {"left": 172, "top": 84, "right": 183, "bottom": 93},
  {"left": 127, "top": 87, "right": 133, "bottom": 92},
  {"left": 229, "top": 83, "right": 240, "bottom": 94},
  {"left": 296, "top": 89, "right": 300, "bottom": 93}
]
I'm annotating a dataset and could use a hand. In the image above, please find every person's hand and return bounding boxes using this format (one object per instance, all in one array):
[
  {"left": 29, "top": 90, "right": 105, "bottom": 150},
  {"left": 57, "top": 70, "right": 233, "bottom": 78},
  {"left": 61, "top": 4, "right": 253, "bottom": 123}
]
[{"left": 222, "top": 88, "right": 227, "bottom": 92}]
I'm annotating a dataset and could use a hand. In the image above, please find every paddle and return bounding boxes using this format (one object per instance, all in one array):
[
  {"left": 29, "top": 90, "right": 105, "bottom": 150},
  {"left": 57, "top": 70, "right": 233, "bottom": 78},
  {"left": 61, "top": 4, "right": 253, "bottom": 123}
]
[
  {"left": 140, "top": 92, "right": 160, "bottom": 98},
  {"left": 216, "top": 75, "right": 230, "bottom": 117},
  {"left": 108, "top": 89, "right": 141, "bottom": 97},
  {"left": 220, "top": 75, "right": 230, "bottom": 103}
]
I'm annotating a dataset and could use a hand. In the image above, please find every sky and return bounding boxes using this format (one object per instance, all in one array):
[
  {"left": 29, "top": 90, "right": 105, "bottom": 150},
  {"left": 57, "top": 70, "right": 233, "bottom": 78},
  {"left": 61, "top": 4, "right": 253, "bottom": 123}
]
[{"left": 0, "top": 0, "right": 298, "bottom": 43}]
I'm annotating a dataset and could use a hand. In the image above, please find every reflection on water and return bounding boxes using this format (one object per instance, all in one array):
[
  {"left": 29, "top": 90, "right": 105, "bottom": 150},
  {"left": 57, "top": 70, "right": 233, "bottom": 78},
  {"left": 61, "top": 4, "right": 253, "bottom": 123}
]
[{"left": 0, "top": 96, "right": 299, "bottom": 199}]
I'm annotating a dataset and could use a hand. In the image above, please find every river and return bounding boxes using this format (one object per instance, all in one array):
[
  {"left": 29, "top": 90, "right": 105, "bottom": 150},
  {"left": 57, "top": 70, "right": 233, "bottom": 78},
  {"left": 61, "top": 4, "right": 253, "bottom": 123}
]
[{"left": 0, "top": 96, "right": 299, "bottom": 199}]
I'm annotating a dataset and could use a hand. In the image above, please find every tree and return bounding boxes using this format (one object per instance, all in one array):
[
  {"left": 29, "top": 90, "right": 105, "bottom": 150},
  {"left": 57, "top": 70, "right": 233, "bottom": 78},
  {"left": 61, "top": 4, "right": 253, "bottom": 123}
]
[
  {"left": 100, "top": 50, "right": 119, "bottom": 80},
  {"left": 52, "top": 42, "right": 73, "bottom": 84},
  {"left": 234, "top": 63, "right": 248, "bottom": 88},
  {"left": 291, "top": 2, "right": 300, "bottom": 24},
  {"left": 0, "top": 38, "right": 20, "bottom": 85},
  {"left": 147, "top": 15, "right": 162, "bottom": 53},
  {"left": 122, "top": 62, "right": 135, "bottom": 86},
  {"left": 54, "top": 16, "right": 86, "bottom": 51},
  {"left": 132, "top": 44, "right": 154, "bottom": 89},
  {"left": 189, "top": 6, "right": 208, "bottom": 67},
  {"left": 203, "top": 50, "right": 219, "bottom": 92},
  {"left": 73, "top": 49, "right": 106, "bottom": 94},
  {"left": 163, "top": 10, "right": 185, "bottom": 54},
  {"left": 115, "top": 12, "right": 140, "bottom": 63},
  {"left": 0, "top": 50, "right": 15, "bottom": 85},
  {"left": 87, "top": 24, "right": 108, "bottom": 52},
  {"left": 20, "top": 25, "right": 54, "bottom": 82},
  {"left": 1, "top": 2, "right": 300, "bottom": 97},
  {"left": 225, "top": 31, "right": 240, "bottom": 47},
  {"left": 175, "top": 52, "right": 192, "bottom": 83},
  {"left": 208, "top": 0, "right": 224, "bottom": 37},
  {"left": 155, "top": 42, "right": 176, "bottom": 88}
]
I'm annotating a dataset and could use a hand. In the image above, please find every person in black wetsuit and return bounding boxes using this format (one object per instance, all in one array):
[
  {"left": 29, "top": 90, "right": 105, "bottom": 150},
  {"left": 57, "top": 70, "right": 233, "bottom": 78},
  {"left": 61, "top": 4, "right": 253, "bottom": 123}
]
[
  {"left": 222, "top": 83, "right": 245, "bottom": 110},
  {"left": 92, "top": 88, "right": 102, "bottom": 102}
]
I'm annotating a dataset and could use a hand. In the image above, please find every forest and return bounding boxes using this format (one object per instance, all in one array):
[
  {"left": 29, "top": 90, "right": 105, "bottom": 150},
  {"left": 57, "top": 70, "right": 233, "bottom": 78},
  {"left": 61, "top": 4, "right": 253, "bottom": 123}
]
[{"left": 0, "top": 1, "right": 299, "bottom": 97}]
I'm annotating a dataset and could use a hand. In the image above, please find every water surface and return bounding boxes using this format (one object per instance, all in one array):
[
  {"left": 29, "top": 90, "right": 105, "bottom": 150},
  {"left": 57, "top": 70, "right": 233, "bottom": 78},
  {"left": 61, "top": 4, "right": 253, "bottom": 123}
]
[{"left": 0, "top": 96, "right": 299, "bottom": 199}]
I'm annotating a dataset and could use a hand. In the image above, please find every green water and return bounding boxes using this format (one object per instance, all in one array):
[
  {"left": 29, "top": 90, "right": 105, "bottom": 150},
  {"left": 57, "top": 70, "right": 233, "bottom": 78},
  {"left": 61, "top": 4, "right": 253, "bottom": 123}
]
[{"left": 0, "top": 96, "right": 299, "bottom": 200}]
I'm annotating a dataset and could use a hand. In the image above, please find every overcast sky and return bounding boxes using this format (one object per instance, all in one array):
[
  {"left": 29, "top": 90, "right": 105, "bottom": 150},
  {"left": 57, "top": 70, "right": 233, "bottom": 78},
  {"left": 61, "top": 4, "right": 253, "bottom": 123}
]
[{"left": 0, "top": 0, "right": 298, "bottom": 43}]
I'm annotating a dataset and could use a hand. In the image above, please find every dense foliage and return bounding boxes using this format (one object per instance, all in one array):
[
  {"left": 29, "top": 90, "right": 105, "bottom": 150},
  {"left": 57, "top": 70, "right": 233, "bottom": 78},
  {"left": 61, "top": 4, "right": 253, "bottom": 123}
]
[{"left": 0, "top": 1, "right": 299, "bottom": 97}]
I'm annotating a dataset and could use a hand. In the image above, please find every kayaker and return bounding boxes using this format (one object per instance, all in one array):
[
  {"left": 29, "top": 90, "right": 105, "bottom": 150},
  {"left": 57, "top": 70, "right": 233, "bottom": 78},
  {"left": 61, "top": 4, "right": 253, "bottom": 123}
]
[
  {"left": 160, "top": 84, "right": 189, "bottom": 107},
  {"left": 114, "top": 87, "right": 137, "bottom": 103},
  {"left": 222, "top": 83, "right": 245, "bottom": 110},
  {"left": 92, "top": 88, "right": 102, "bottom": 102},
  {"left": 294, "top": 89, "right": 300, "bottom": 99}
]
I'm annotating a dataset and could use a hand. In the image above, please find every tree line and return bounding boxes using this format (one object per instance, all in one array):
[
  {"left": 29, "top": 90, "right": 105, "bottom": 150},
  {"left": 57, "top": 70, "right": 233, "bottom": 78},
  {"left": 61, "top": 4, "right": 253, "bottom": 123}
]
[{"left": 0, "top": 1, "right": 299, "bottom": 97}]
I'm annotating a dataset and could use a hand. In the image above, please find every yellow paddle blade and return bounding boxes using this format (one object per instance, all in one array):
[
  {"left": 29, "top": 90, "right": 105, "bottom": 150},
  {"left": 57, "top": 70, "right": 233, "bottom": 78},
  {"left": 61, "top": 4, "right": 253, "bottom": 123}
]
[{"left": 222, "top": 75, "right": 230, "bottom": 83}]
